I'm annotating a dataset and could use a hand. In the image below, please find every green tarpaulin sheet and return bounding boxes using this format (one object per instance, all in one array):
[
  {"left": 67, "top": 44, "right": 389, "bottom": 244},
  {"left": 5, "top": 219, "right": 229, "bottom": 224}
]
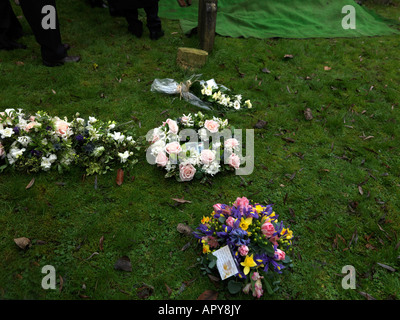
[{"left": 158, "top": 0, "right": 399, "bottom": 39}]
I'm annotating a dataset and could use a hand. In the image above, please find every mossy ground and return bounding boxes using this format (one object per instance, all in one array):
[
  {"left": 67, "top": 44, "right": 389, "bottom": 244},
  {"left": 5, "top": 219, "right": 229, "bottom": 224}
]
[{"left": 0, "top": 0, "right": 399, "bottom": 300}]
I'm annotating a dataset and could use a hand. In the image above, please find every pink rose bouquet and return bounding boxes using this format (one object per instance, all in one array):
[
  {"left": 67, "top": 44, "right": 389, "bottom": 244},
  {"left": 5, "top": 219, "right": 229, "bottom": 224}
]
[{"left": 146, "top": 112, "right": 243, "bottom": 182}]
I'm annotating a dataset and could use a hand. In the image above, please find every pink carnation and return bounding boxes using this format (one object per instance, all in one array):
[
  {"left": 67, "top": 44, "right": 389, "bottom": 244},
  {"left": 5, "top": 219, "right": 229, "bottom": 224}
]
[
  {"left": 238, "top": 245, "right": 249, "bottom": 256},
  {"left": 227, "top": 153, "right": 240, "bottom": 169},
  {"left": 261, "top": 222, "right": 275, "bottom": 238},
  {"left": 226, "top": 216, "right": 236, "bottom": 228},
  {"left": 274, "top": 249, "right": 286, "bottom": 261},
  {"left": 213, "top": 203, "right": 222, "bottom": 212}
]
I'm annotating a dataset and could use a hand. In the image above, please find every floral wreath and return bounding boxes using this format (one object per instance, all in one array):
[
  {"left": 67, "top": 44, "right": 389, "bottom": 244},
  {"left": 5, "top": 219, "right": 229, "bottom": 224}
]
[
  {"left": 193, "top": 197, "right": 294, "bottom": 298},
  {"left": 147, "top": 112, "right": 243, "bottom": 182},
  {"left": 0, "top": 108, "right": 140, "bottom": 175}
]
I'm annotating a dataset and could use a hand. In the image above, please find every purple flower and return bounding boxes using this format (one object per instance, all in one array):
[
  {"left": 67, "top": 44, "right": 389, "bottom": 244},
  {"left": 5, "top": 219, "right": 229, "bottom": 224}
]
[
  {"left": 227, "top": 228, "right": 249, "bottom": 247},
  {"left": 13, "top": 127, "right": 20, "bottom": 134},
  {"left": 75, "top": 134, "right": 84, "bottom": 142}
]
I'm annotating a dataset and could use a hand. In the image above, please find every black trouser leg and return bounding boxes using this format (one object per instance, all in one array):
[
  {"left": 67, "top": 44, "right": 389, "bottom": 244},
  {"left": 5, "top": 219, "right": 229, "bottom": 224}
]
[
  {"left": 125, "top": 8, "right": 143, "bottom": 37},
  {"left": 144, "top": 4, "right": 161, "bottom": 33},
  {"left": 19, "top": 0, "right": 66, "bottom": 61},
  {"left": 0, "top": 0, "right": 25, "bottom": 49}
]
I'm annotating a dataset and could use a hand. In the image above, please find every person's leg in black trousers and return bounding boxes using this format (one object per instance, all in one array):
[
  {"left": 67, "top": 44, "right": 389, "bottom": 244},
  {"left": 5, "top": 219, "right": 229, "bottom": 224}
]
[
  {"left": 143, "top": 3, "right": 163, "bottom": 40},
  {"left": 18, "top": 0, "right": 80, "bottom": 66},
  {"left": 0, "top": 0, "right": 26, "bottom": 50},
  {"left": 125, "top": 8, "right": 143, "bottom": 38}
]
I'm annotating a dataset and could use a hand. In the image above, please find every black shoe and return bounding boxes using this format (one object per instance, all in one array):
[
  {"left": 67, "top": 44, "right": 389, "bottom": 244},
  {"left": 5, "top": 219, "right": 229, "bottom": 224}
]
[
  {"left": 128, "top": 24, "right": 143, "bottom": 38},
  {"left": 0, "top": 39, "right": 27, "bottom": 50},
  {"left": 149, "top": 30, "right": 164, "bottom": 40},
  {"left": 42, "top": 55, "right": 81, "bottom": 67}
]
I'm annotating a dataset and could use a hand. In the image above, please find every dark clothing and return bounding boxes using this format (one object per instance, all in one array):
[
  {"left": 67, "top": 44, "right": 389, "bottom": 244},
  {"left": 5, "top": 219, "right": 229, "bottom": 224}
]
[
  {"left": 113, "top": 0, "right": 159, "bottom": 10},
  {"left": 0, "top": 0, "right": 24, "bottom": 49},
  {"left": 113, "top": 0, "right": 162, "bottom": 33},
  {"left": 0, "top": 0, "right": 67, "bottom": 61},
  {"left": 19, "top": 0, "right": 67, "bottom": 61}
]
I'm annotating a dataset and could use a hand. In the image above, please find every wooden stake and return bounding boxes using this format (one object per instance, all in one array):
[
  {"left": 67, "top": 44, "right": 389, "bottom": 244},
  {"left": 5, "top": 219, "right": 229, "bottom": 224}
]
[{"left": 198, "top": 0, "right": 218, "bottom": 52}]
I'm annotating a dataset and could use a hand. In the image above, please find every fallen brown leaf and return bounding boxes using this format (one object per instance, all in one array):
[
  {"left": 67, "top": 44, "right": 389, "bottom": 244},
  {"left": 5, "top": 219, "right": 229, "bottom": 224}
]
[
  {"left": 172, "top": 197, "right": 191, "bottom": 204},
  {"left": 116, "top": 168, "right": 124, "bottom": 186},
  {"left": 99, "top": 235, "right": 104, "bottom": 251},
  {"left": 197, "top": 290, "right": 218, "bottom": 300},
  {"left": 59, "top": 275, "right": 64, "bottom": 293},
  {"left": 25, "top": 178, "right": 35, "bottom": 190},
  {"left": 14, "top": 237, "right": 31, "bottom": 250},
  {"left": 304, "top": 108, "right": 313, "bottom": 120},
  {"left": 176, "top": 223, "right": 193, "bottom": 236},
  {"left": 137, "top": 283, "right": 154, "bottom": 299}
]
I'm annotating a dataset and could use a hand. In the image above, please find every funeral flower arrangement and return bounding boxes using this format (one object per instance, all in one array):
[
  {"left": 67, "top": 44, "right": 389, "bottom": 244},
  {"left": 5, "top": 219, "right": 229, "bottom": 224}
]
[
  {"left": 0, "top": 108, "right": 140, "bottom": 175},
  {"left": 151, "top": 75, "right": 252, "bottom": 112},
  {"left": 193, "top": 197, "right": 294, "bottom": 298},
  {"left": 147, "top": 111, "right": 243, "bottom": 182},
  {"left": 191, "top": 79, "right": 253, "bottom": 112}
]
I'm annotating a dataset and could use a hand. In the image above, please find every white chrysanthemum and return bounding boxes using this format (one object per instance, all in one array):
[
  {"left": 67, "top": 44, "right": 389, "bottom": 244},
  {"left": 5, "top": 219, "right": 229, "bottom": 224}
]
[
  {"left": 198, "top": 128, "right": 209, "bottom": 141},
  {"left": 204, "top": 162, "right": 221, "bottom": 176}
]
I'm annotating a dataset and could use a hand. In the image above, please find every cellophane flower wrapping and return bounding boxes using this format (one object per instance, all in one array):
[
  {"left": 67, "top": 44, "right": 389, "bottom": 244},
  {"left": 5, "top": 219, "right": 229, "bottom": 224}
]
[{"left": 150, "top": 75, "right": 253, "bottom": 112}]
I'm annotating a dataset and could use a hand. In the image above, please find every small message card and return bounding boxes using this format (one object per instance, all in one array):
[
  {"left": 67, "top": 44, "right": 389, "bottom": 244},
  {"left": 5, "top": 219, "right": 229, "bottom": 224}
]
[{"left": 212, "top": 245, "right": 238, "bottom": 280}]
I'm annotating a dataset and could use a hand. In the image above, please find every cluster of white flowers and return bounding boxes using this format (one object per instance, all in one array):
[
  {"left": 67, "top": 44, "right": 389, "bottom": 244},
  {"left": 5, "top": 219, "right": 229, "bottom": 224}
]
[
  {"left": 200, "top": 83, "right": 252, "bottom": 111},
  {"left": 0, "top": 109, "right": 139, "bottom": 175},
  {"left": 41, "top": 154, "right": 57, "bottom": 171}
]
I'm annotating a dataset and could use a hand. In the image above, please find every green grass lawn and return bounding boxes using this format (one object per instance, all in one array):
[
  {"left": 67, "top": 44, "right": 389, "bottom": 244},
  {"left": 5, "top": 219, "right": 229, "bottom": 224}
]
[{"left": 0, "top": 0, "right": 399, "bottom": 300}]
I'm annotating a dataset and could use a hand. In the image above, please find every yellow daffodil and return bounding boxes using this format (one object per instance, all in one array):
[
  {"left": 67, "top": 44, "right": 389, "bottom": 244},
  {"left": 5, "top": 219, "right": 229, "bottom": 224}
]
[
  {"left": 201, "top": 216, "right": 210, "bottom": 224},
  {"left": 281, "top": 228, "right": 293, "bottom": 240},
  {"left": 255, "top": 205, "right": 264, "bottom": 214},
  {"left": 239, "top": 217, "right": 252, "bottom": 231},
  {"left": 240, "top": 254, "right": 257, "bottom": 275},
  {"left": 202, "top": 244, "right": 210, "bottom": 254}
]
